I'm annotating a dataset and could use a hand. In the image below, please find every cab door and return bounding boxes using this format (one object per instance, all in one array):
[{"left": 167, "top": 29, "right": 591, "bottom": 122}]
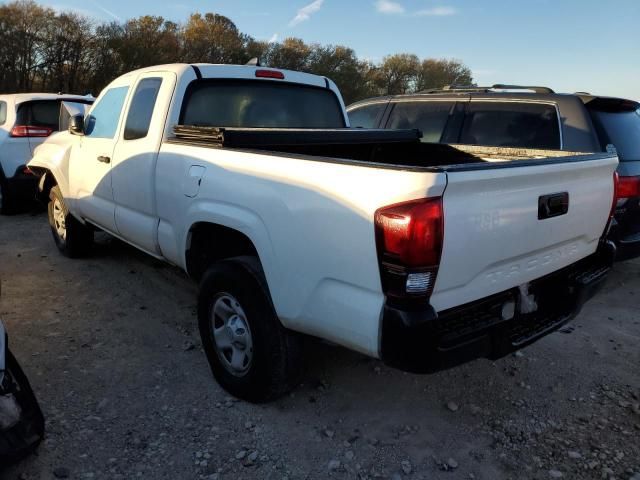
[
  {"left": 68, "top": 82, "right": 130, "bottom": 232},
  {"left": 111, "top": 72, "right": 176, "bottom": 254}
]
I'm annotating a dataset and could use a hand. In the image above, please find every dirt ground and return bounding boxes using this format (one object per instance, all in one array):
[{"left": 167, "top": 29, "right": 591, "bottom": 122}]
[{"left": 0, "top": 212, "right": 638, "bottom": 480}]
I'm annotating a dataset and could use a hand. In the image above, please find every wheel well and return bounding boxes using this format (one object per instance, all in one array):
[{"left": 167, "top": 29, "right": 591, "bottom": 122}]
[
  {"left": 186, "top": 223, "right": 260, "bottom": 281},
  {"left": 32, "top": 168, "right": 57, "bottom": 202}
]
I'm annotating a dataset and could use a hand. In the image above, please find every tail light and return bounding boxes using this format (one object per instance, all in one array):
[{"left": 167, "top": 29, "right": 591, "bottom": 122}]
[
  {"left": 616, "top": 175, "right": 640, "bottom": 200},
  {"left": 10, "top": 125, "right": 53, "bottom": 138},
  {"left": 374, "top": 197, "right": 444, "bottom": 306},
  {"left": 255, "top": 69, "right": 285, "bottom": 80}
]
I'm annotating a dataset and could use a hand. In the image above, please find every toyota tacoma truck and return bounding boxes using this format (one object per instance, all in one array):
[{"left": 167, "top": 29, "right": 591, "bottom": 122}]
[{"left": 28, "top": 63, "right": 618, "bottom": 402}]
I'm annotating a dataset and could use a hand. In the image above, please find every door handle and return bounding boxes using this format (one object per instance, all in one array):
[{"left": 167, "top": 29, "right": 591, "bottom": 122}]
[
  {"left": 97, "top": 155, "right": 111, "bottom": 164},
  {"left": 538, "top": 192, "right": 569, "bottom": 220}
]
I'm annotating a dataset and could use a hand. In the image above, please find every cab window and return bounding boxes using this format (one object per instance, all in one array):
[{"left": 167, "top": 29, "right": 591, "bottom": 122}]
[
  {"left": 85, "top": 86, "right": 129, "bottom": 139},
  {"left": 124, "top": 78, "right": 163, "bottom": 140}
]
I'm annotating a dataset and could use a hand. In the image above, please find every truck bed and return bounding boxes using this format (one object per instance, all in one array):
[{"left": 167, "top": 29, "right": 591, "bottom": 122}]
[{"left": 169, "top": 125, "right": 606, "bottom": 170}]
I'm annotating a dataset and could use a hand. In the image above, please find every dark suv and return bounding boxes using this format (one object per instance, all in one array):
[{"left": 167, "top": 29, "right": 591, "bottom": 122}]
[{"left": 348, "top": 85, "right": 640, "bottom": 260}]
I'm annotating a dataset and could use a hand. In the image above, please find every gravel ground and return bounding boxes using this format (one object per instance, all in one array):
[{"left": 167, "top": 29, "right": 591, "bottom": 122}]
[{"left": 0, "top": 212, "right": 639, "bottom": 480}]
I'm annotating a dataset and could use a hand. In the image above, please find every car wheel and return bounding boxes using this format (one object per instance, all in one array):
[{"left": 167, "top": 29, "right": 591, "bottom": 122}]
[
  {"left": 48, "top": 186, "right": 93, "bottom": 258},
  {"left": 198, "top": 256, "right": 303, "bottom": 403}
]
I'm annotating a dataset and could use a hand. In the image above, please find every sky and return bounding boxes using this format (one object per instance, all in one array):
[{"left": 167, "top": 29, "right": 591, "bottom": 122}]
[{"left": 33, "top": 0, "right": 640, "bottom": 100}]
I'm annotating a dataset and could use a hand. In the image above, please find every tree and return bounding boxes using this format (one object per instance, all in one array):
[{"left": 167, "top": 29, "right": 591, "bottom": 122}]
[
  {"left": 85, "top": 22, "right": 125, "bottom": 95},
  {"left": 264, "top": 38, "right": 311, "bottom": 71},
  {"left": 415, "top": 58, "right": 473, "bottom": 91},
  {"left": 118, "top": 16, "right": 181, "bottom": 71},
  {"left": 373, "top": 53, "right": 420, "bottom": 95},
  {"left": 0, "top": 1, "right": 474, "bottom": 105},
  {"left": 182, "top": 13, "right": 245, "bottom": 64},
  {"left": 307, "top": 44, "right": 375, "bottom": 104},
  {"left": 39, "top": 13, "right": 93, "bottom": 92},
  {"left": 0, "top": 0, "right": 52, "bottom": 92}
]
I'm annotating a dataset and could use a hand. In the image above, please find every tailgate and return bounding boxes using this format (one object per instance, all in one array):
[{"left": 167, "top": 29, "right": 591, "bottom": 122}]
[{"left": 430, "top": 155, "right": 617, "bottom": 312}]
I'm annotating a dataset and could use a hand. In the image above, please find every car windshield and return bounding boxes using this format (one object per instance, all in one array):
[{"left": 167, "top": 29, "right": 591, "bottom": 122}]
[
  {"left": 181, "top": 79, "right": 346, "bottom": 129},
  {"left": 588, "top": 103, "right": 640, "bottom": 161}
]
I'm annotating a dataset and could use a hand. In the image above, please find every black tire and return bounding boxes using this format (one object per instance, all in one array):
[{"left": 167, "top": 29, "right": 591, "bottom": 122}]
[
  {"left": 198, "top": 256, "right": 303, "bottom": 403},
  {"left": 48, "top": 186, "right": 93, "bottom": 258}
]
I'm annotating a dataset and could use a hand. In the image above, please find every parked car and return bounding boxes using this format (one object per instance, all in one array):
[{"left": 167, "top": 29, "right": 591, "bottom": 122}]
[
  {"left": 347, "top": 85, "right": 640, "bottom": 260},
  {"left": 0, "top": 280, "right": 45, "bottom": 467},
  {"left": 29, "top": 64, "right": 617, "bottom": 402},
  {"left": 0, "top": 93, "right": 93, "bottom": 214}
]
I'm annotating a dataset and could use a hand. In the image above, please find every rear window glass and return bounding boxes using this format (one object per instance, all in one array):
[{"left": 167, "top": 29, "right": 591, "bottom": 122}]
[
  {"left": 348, "top": 103, "right": 385, "bottom": 128},
  {"left": 588, "top": 107, "right": 640, "bottom": 162},
  {"left": 460, "top": 102, "right": 561, "bottom": 150},
  {"left": 181, "top": 80, "right": 346, "bottom": 128},
  {"left": 0, "top": 101, "right": 6, "bottom": 125},
  {"left": 387, "top": 101, "right": 455, "bottom": 143},
  {"left": 16, "top": 100, "right": 60, "bottom": 130}
]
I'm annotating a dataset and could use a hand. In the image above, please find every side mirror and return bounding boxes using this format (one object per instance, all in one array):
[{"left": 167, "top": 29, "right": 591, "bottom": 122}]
[{"left": 69, "top": 115, "right": 84, "bottom": 136}]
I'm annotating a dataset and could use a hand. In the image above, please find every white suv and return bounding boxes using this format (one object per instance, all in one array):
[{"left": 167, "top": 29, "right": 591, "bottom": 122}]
[{"left": 0, "top": 93, "right": 93, "bottom": 213}]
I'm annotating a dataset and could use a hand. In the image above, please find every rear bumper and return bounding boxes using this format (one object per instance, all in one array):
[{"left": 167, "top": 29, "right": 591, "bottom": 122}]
[
  {"left": 608, "top": 199, "right": 640, "bottom": 261},
  {"left": 2, "top": 166, "right": 39, "bottom": 204},
  {"left": 612, "top": 233, "right": 640, "bottom": 262},
  {"left": 608, "top": 221, "right": 640, "bottom": 261},
  {"left": 380, "top": 241, "right": 615, "bottom": 373}
]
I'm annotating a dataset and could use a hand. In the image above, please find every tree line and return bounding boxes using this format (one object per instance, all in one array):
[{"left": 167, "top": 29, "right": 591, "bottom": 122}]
[{"left": 0, "top": 0, "right": 474, "bottom": 104}]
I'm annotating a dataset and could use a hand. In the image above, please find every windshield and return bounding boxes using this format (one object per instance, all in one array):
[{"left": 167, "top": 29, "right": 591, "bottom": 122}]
[
  {"left": 588, "top": 102, "right": 640, "bottom": 161},
  {"left": 181, "top": 80, "right": 346, "bottom": 129}
]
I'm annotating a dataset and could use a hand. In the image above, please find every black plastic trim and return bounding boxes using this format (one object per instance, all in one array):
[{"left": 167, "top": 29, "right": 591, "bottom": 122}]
[{"left": 380, "top": 242, "right": 615, "bottom": 373}]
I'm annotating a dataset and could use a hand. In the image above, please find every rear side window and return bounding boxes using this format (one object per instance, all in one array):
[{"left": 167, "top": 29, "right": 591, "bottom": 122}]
[
  {"left": 16, "top": 100, "right": 60, "bottom": 130},
  {"left": 588, "top": 104, "right": 640, "bottom": 162},
  {"left": 124, "top": 78, "right": 163, "bottom": 140},
  {"left": 181, "top": 80, "right": 346, "bottom": 128},
  {"left": 348, "top": 103, "right": 385, "bottom": 128},
  {"left": 460, "top": 102, "right": 561, "bottom": 149},
  {"left": 0, "top": 101, "right": 6, "bottom": 125},
  {"left": 387, "top": 101, "right": 455, "bottom": 143},
  {"left": 85, "top": 86, "right": 129, "bottom": 139}
]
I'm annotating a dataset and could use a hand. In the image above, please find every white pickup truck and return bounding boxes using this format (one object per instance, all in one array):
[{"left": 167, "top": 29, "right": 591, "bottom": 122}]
[{"left": 29, "top": 63, "right": 618, "bottom": 402}]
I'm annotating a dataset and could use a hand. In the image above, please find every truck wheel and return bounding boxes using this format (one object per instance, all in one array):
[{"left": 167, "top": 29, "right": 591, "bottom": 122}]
[
  {"left": 48, "top": 186, "right": 93, "bottom": 258},
  {"left": 198, "top": 257, "right": 302, "bottom": 403}
]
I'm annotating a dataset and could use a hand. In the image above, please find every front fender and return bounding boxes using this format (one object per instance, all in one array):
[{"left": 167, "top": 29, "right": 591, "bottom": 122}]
[{"left": 27, "top": 132, "right": 77, "bottom": 199}]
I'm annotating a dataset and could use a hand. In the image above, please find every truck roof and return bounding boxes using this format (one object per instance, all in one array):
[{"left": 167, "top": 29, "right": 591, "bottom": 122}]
[{"left": 114, "top": 63, "right": 333, "bottom": 90}]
